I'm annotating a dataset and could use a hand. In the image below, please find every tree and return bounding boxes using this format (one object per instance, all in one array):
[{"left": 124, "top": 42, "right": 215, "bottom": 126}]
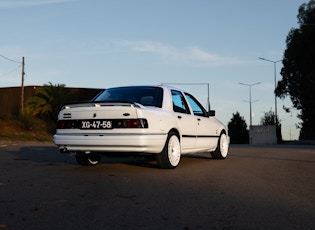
[
  {"left": 260, "top": 110, "right": 280, "bottom": 125},
  {"left": 275, "top": 0, "right": 315, "bottom": 140},
  {"left": 25, "top": 82, "right": 74, "bottom": 121},
  {"left": 228, "top": 111, "right": 249, "bottom": 144},
  {"left": 260, "top": 110, "right": 282, "bottom": 143}
]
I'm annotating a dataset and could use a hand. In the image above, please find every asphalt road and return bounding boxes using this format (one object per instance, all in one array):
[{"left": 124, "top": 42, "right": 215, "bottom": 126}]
[{"left": 0, "top": 142, "right": 314, "bottom": 230}]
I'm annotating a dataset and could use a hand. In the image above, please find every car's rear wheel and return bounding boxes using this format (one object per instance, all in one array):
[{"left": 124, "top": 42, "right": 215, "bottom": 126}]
[
  {"left": 156, "top": 131, "right": 181, "bottom": 169},
  {"left": 211, "top": 133, "right": 228, "bottom": 159},
  {"left": 75, "top": 153, "right": 101, "bottom": 166}
]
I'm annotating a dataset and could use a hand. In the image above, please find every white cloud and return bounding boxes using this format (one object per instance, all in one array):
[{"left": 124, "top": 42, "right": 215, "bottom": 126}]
[
  {"left": 0, "top": 0, "right": 77, "bottom": 9},
  {"left": 117, "top": 40, "right": 245, "bottom": 67}
]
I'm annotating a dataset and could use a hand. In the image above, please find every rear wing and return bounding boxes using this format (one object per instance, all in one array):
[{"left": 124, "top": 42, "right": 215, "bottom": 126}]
[{"left": 59, "top": 101, "right": 143, "bottom": 111}]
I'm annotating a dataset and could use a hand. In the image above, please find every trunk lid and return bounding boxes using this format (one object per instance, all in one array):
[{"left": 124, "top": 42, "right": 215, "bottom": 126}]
[{"left": 58, "top": 102, "right": 141, "bottom": 120}]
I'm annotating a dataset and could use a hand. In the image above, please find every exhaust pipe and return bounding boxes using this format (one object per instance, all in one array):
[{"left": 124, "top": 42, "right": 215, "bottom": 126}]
[
  {"left": 59, "top": 146, "right": 69, "bottom": 153},
  {"left": 60, "top": 147, "right": 92, "bottom": 156}
]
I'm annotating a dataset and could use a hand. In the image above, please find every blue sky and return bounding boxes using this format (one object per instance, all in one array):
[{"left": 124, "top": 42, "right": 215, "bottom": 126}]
[{"left": 0, "top": 0, "right": 307, "bottom": 140}]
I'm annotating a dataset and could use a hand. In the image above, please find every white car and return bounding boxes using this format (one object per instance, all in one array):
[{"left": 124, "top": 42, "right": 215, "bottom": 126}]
[{"left": 54, "top": 85, "right": 229, "bottom": 169}]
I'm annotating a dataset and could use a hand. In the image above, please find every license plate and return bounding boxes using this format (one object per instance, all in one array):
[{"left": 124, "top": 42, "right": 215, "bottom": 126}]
[{"left": 80, "top": 120, "right": 112, "bottom": 129}]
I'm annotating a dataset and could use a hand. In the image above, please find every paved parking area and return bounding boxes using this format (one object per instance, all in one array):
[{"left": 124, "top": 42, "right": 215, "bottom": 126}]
[{"left": 0, "top": 142, "right": 314, "bottom": 229}]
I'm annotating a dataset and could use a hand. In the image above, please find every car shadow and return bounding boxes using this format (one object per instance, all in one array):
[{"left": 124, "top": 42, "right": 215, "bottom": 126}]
[
  {"left": 3, "top": 143, "right": 217, "bottom": 169},
  {"left": 3, "top": 144, "right": 158, "bottom": 167},
  {"left": 101, "top": 155, "right": 159, "bottom": 168},
  {"left": 121, "top": 153, "right": 214, "bottom": 169},
  {"left": 4, "top": 144, "right": 78, "bottom": 165}
]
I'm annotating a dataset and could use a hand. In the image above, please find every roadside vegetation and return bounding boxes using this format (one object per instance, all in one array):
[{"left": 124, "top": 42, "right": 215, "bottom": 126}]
[
  {"left": 276, "top": 1, "right": 315, "bottom": 140},
  {"left": 0, "top": 115, "right": 54, "bottom": 142},
  {"left": 228, "top": 110, "right": 281, "bottom": 144},
  {"left": 0, "top": 83, "right": 73, "bottom": 142}
]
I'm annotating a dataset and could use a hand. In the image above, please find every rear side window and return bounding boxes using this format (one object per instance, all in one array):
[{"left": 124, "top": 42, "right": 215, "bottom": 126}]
[
  {"left": 94, "top": 86, "right": 163, "bottom": 108},
  {"left": 171, "top": 90, "right": 190, "bottom": 114}
]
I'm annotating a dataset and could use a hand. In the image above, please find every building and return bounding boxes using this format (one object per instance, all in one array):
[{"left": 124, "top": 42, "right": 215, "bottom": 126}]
[{"left": 0, "top": 86, "right": 103, "bottom": 117}]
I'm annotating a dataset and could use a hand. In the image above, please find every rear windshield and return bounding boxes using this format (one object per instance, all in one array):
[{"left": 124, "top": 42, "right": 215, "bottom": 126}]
[{"left": 93, "top": 86, "right": 163, "bottom": 108}]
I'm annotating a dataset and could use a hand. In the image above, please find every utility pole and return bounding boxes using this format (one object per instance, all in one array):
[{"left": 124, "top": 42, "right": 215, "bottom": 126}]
[{"left": 21, "top": 56, "right": 25, "bottom": 115}]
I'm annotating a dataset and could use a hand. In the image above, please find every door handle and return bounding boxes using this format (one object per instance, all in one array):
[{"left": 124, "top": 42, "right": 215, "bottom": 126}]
[{"left": 177, "top": 116, "right": 182, "bottom": 119}]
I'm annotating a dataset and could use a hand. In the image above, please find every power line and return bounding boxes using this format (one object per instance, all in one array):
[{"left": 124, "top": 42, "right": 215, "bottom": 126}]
[
  {"left": 0, "top": 65, "right": 21, "bottom": 78},
  {"left": 0, "top": 54, "right": 21, "bottom": 64}
]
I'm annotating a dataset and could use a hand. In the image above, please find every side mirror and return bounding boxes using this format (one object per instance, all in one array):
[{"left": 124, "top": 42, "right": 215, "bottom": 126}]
[{"left": 208, "top": 110, "right": 216, "bottom": 117}]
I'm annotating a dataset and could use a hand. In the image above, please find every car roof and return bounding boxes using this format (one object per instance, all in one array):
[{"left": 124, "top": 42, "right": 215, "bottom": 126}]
[{"left": 106, "top": 84, "right": 188, "bottom": 93}]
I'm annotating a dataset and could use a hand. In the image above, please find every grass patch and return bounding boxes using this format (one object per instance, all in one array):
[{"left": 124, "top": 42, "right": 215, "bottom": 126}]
[{"left": 0, "top": 116, "right": 54, "bottom": 142}]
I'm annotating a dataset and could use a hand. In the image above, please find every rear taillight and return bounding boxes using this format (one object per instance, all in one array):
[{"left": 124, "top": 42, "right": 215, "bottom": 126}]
[
  {"left": 57, "top": 120, "right": 79, "bottom": 129},
  {"left": 115, "top": 119, "right": 148, "bottom": 128},
  {"left": 57, "top": 119, "right": 148, "bottom": 129}
]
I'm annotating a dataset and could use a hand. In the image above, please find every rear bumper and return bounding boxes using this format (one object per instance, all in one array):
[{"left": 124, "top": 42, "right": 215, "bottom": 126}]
[{"left": 53, "top": 133, "right": 167, "bottom": 154}]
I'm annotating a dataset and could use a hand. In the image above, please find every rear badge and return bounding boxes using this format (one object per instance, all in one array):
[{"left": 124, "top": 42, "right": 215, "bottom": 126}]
[
  {"left": 93, "top": 113, "right": 97, "bottom": 118},
  {"left": 123, "top": 113, "right": 130, "bottom": 116}
]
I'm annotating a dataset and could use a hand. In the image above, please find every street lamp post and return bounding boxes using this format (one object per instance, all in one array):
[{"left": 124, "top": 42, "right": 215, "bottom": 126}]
[
  {"left": 239, "top": 82, "right": 261, "bottom": 127},
  {"left": 258, "top": 57, "right": 282, "bottom": 124},
  {"left": 162, "top": 83, "right": 211, "bottom": 111}
]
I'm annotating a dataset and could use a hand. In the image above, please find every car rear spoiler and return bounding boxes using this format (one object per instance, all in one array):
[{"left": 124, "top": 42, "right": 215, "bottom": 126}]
[{"left": 59, "top": 100, "right": 142, "bottom": 110}]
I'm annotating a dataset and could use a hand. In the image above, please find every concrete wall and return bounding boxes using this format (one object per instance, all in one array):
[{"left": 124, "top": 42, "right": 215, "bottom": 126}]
[{"left": 249, "top": 125, "right": 277, "bottom": 145}]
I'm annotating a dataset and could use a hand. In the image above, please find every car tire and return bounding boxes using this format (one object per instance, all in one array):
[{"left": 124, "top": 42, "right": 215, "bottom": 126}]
[
  {"left": 75, "top": 153, "right": 101, "bottom": 166},
  {"left": 156, "top": 131, "right": 181, "bottom": 169},
  {"left": 211, "top": 133, "right": 228, "bottom": 159}
]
